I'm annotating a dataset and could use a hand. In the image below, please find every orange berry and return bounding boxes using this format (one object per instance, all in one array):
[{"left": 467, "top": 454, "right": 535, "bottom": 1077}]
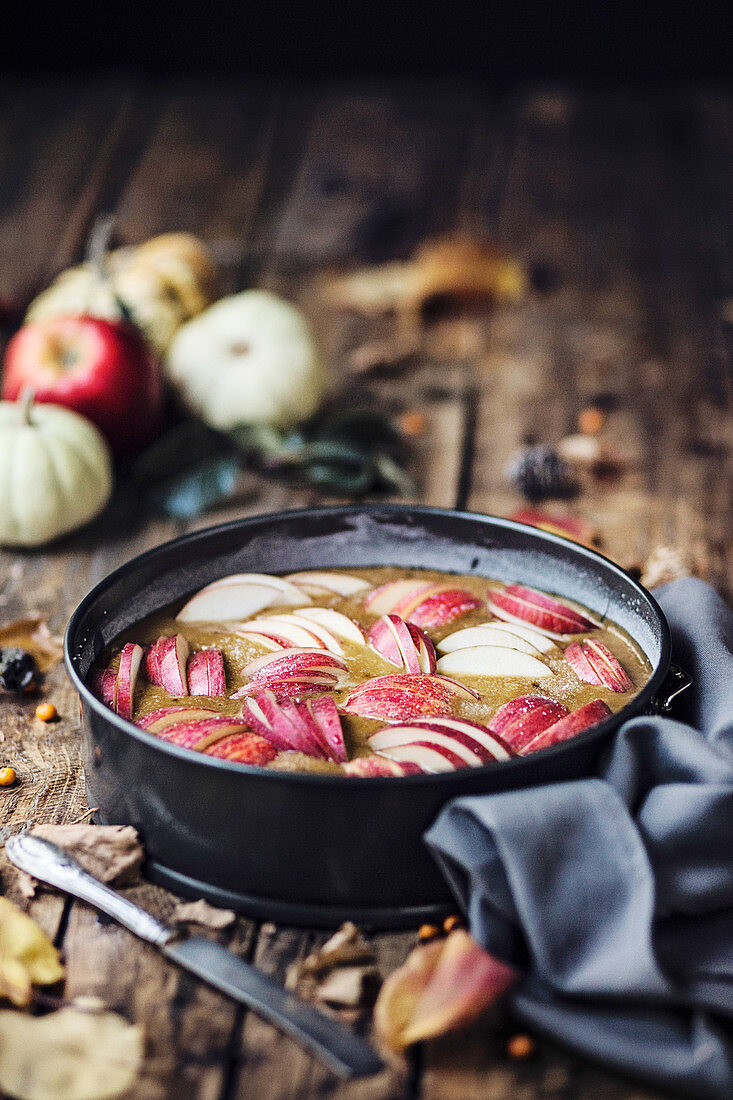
[
  {"left": 399, "top": 410, "right": 427, "bottom": 437},
  {"left": 35, "top": 702, "right": 57, "bottom": 722},
  {"left": 578, "top": 406, "right": 605, "bottom": 435},
  {"left": 418, "top": 923, "right": 441, "bottom": 941},
  {"left": 507, "top": 1033, "right": 535, "bottom": 1059},
  {"left": 443, "top": 914, "right": 464, "bottom": 933},
  {"left": 0, "top": 767, "right": 17, "bottom": 787}
]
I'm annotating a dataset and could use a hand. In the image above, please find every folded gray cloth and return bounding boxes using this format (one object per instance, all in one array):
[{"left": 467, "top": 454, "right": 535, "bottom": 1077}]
[{"left": 425, "top": 577, "right": 733, "bottom": 1099}]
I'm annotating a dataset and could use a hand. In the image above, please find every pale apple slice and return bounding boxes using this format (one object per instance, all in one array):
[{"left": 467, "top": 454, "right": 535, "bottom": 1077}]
[
  {"left": 294, "top": 607, "right": 366, "bottom": 646},
  {"left": 187, "top": 649, "right": 226, "bottom": 696},
  {"left": 177, "top": 574, "right": 308, "bottom": 623},
  {"left": 364, "top": 580, "right": 434, "bottom": 616},
  {"left": 115, "top": 643, "right": 144, "bottom": 721},
  {"left": 438, "top": 623, "right": 559, "bottom": 656},
  {"left": 238, "top": 617, "right": 326, "bottom": 650},
  {"left": 436, "top": 646, "right": 552, "bottom": 679},
  {"left": 437, "top": 625, "right": 546, "bottom": 658},
  {"left": 344, "top": 756, "right": 425, "bottom": 777},
  {"left": 237, "top": 631, "right": 287, "bottom": 651},
  {"left": 153, "top": 634, "right": 190, "bottom": 695},
  {"left": 285, "top": 571, "right": 372, "bottom": 597},
  {"left": 405, "top": 716, "right": 514, "bottom": 761}
]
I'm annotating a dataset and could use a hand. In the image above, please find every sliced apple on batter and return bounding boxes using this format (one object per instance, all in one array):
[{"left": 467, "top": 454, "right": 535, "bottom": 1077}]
[
  {"left": 370, "top": 716, "right": 513, "bottom": 771},
  {"left": 438, "top": 622, "right": 560, "bottom": 656},
  {"left": 519, "top": 699, "right": 612, "bottom": 754},
  {"left": 487, "top": 584, "right": 599, "bottom": 637},
  {"left": 436, "top": 646, "right": 552, "bottom": 679},
  {"left": 285, "top": 571, "right": 372, "bottom": 597},
  {"left": 187, "top": 648, "right": 226, "bottom": 696},
  {"left": 177, "top": 573, "right": 308, "bottom": 622},
  {"left": 341, "top": 673, "right": 477, "bottom": 721},
  {"left": 368, "top": 614, "right": 436, "bottom": 674}
]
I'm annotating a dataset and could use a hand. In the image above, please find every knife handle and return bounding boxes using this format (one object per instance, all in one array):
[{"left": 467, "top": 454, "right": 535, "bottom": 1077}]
[{"left": 5, "top": 834, "right": 173, "bottom": 946}]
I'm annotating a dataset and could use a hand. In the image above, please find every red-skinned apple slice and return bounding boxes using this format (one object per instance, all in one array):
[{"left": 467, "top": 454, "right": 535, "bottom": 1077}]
[
  {"left": 399, "top": 716, "right": 514, "bottom": 761},
  {"left": 582, "top": 640, "right": 633, "bottom": 692},
  {"left": 519, "top": 699, "right": 612, "bottom": 755},
  {"left": 564, "top": 641, "right": 603, "bottom": 685},
  {"left": 394, "top": 585, "right": 483, "bottom": 629},
  {"left": 364, "top": 580, "right": 434, "bottom": 616},
  {"left": 372, "top": 742, "right": 466, "bottom": 773},
  {"left": 285, "top": 571, "right": 371, "bottom": 597},
  {"left": 437, "top": 624, "right": 555, "bottom": 657},
  {"left": 487, "top": 694, "right": 553, "bottom": 734},
  {"left": 138, "top": 706, "right": 218, "bottom": 733},
  {"left": 240, "top": 648, "right": 348, "bottom": 681},
  {"left": 116, "top": 643, "right": 143, "bottom": 720},
  {"left": 498, "top": 700, "right": 570, "bottom": 751},
  {"left": 144, "top": 641, "right": 162, "bottom": 685},
  {"left": 343, "top": 756, "right": 425, "bottom": 777},
  {"left": 436, "top": 646, "right": 552, "bottom": 679},
  {"left": 187, "top": 649, "right": 226, "bottom": 696},
  {"left": 154, "top": 634, "right": 190, "bottom": 696},
  {"left": 370, "top": 720, "right": 511, "bottom": 767},
  {"left": 341, "top": 674, "right": 477, "bottom": 721},
  {"left": 369, "top": 615, "right": 437, "bottom": 674},
  {"left": 237, "top": 617, "right": 326, "bottom": 650},
  {"left": 487, "top": 584, "right": 598, "bottom": 637},
  {"left": 159, "top": 716, "right": 250, "bottom": 751},
  {"left": 240, "top": 691, "right": 336, "bottom": 758},
  {"left": 93, "top": 667, "right": 118, "bottom": 710},
  {"left": 307, "top": 696, "right": 347, "bottom": 762},
  {"left": 176, "top": 573, "right": 308, "bottom": 623},
  {"left": 294, "top": 608, "right": 366, "bottom": 646},
  {"left": 203, "top": 732, "right": 278, "bottom": 765}
]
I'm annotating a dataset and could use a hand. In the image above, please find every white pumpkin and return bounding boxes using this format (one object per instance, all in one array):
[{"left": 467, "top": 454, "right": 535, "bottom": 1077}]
[
  {"left": 0, "top": 396, "right": 113, "bottom": 546},
  {"left": 164, "top": 290, "right": 325, "bottom": 430}
]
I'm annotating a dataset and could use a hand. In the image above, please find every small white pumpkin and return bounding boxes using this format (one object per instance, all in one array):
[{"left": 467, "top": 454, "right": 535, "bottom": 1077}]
[
  {"left": 164, "top": 290, "right": 325, "bottom": 430},
  {"left": 0, "top": 394, "right": 113, "bottom": 546}
]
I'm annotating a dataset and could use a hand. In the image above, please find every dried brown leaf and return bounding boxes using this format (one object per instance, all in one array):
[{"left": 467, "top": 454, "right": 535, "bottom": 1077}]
[
  {"left": 0, "top": 617, "right": 63, "bottom": 672},
  {"left": 640, "top": 545, "right": 694, "bottom": 589},
  {"left": 172, "top": 899, "right": 236, "bottom": 930},
  {"left": 28, "top": 824, "right": 143, "bottom": 886},
  {"left": 374, "top": 929, "right": 519, "bottom": 1052},
  {"left": 0, "top": 1006, "right": 143, "bottom": 1100},
  {"left": 0, "top": 897, "right": 64, "bottom": 1006}
]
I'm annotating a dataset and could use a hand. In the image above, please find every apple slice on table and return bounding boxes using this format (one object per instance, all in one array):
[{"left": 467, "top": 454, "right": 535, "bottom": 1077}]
[
  {"left": 519, "top": 699, "right": 612, "bottom": 755},
  {"left": 497, "top": 699, "right": 570, "bottom": 752},
  {"left": 487, "top": 584, "right": 598, "bottom": 637},
  {"left": 581, "top": 640, "right": 633, "bottom": 692},
  {"left": 285, "top": 571, "right": 372, "bottom": 597},
  {"left": 341, "top": 673, "right": 478, "bottom": 721},
  {"left": 370, "top": 717, "right": 512, "bottom": 768},
  {"left": 115, "top": 643, "right": 144, "bottom": 721},
  {"left": 147, "top": 634, "right": 190, "bottom": 695},
  {"left": 343, "top": 756, "right": 425, "bottom": 777},
  {"left": 368, "top": 615, "right": 437, "bottom": 674},
  {"left": 294, "top": 607, "right": 367, "bottom": 646},
  {"left": 435, "top": 646, "right": 552, "bottom": 679},
  {"left": 437, "top": 623, "right": 559, "bottom": 656},
  {"left": 176, "top": 573, "right": 308, "bottom": 623},
  {"left": 187, "top": 649, "right": 226, "bottom": 696}
]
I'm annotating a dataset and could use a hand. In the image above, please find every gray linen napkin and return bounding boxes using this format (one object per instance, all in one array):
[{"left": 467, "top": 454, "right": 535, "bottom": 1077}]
[{"left": 425, "top": 577, "right": 733, "bottom": 1099}]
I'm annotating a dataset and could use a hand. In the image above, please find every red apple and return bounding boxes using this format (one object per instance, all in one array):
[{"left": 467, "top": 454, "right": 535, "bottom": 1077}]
[{"left": 2, "top": 316, "right": 163, "bottom": 454}]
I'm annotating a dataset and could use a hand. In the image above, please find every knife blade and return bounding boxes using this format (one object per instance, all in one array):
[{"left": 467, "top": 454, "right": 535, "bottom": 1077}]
[{"left": 5, "top": 833, "right": 384, "bottom": 1080}]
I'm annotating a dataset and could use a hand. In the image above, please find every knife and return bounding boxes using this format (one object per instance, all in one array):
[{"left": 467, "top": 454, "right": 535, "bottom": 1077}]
[{"left": 5, "top": 833, "right": 384, "bottom": 1080}]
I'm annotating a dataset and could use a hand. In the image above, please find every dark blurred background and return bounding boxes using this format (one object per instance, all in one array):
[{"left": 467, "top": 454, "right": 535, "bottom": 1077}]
[{"left": 3, "top": 0, "right": 730, "bottom": 79}]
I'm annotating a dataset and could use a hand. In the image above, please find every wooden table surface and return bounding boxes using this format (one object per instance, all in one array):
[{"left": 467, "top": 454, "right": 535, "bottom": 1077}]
[{"left": 0, "top": 77, "right": 731, "bottom": 1100}]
